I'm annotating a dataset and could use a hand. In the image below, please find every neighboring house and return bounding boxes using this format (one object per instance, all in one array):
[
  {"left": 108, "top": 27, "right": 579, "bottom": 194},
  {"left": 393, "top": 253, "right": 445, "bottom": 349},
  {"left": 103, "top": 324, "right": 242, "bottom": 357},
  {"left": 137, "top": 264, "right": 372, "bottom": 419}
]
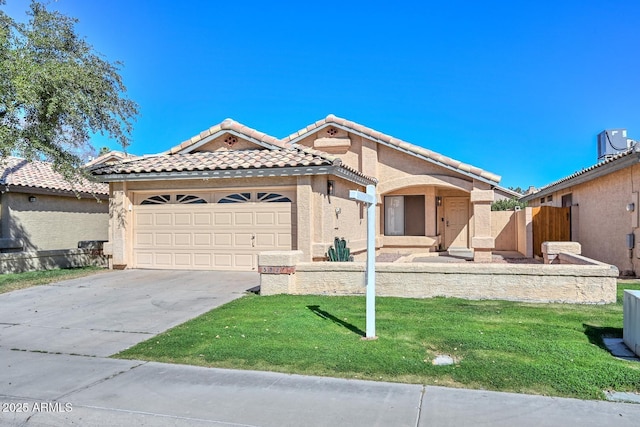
[
  {"left": 91, "top": 115, "right": 504, "bottom": 271},
  {"left": 521, "top": 145, "right": 640, "bottom": 275},
  {"left": 0, "top": 157, "right": 109, "bottom": 252}
]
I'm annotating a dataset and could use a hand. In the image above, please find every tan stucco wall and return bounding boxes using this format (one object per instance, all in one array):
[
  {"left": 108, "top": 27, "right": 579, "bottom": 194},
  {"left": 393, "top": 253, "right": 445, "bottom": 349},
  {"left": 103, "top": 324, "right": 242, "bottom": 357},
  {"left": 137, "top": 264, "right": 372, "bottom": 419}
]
[
  {"left": 528, "top": 165, "right": 640, "bottom": 275},
  {"left": 491, "top": 210, "right": 516, "bottom": 251},
  {"left": 259, "top": 258, "right": 618, "bottom": 304},
  {"left": 1, "top": 192, "right": 108, "bottom": 251}
]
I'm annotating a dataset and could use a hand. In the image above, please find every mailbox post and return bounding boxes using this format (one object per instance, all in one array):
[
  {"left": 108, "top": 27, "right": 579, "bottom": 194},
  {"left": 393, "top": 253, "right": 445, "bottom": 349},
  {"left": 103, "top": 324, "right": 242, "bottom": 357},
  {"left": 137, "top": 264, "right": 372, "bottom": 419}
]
[{"left": 349, "top": 184, "right": 377, "bottom": 339}]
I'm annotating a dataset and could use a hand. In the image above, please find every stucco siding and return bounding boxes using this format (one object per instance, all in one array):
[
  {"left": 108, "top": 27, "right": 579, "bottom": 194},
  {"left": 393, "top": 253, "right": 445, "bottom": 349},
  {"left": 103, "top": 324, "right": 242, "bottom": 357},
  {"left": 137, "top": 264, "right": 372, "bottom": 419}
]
[
  {"left": 4, "top": 192, "right": 108, "bottom": 250},
  {"left": 528, "top": 164, "right": 640, "bottom": 274}
]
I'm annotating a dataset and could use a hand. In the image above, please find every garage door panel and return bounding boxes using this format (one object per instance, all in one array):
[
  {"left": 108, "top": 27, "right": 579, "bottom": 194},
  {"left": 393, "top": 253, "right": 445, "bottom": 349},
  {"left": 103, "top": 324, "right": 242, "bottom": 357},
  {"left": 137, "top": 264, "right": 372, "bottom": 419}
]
[
  {"left": 174, "top": 233, "right": 191, "bottom": 246},
  {"left": 214, "top": 233, "right": 232, "bottom": 246},
  {"left": 174, "top": 253, "right": 192, "bottom": 266},
  {"left": 255, "top": 212, "right": 275, "bottom": 225},
  {"left": 234, "top": 233, "right": 253, "bottom": 247},
  {"left": 214, "top": 212, "right": 232, "bottom": 225},
  {"left": 155, "top": 233, "right": 172, "bottom": 246},
  {"left": 277, "top": 211, "right": 291, "bottom": 225},
  {"left": 214, "top": 253, "right": 233, "bottom": 267},
  {"left": 133, "top": 200, "right": 292, "bottom": 271},
  {"left": 234, "top": 254, "right": 254, "bottom": 269},
  {"left": 136, "top": 213, "right": 154, "bottom": 226},
  {"left": 194, "top": 253, "right": 213, "bottom": 267},
  {"left": 234, "top": 212, "right": 253, "bottom": 225},
  {"left": 135, "top": 252, "right": 153, "bottom": 266},
  {"left": 255, "top": 233, "right": 275, "bottom": 247},
  {"left": 155, "top": 213, "right": 173, "bottom": 226},
  {"left": 136, "top": 232, "right": 153, "bottom": 246},
  {"left": 194, "top": 213, "right": 212, "bottom": 226},
  {"left": 277, "top": 233, "right": 291, "bottom": 247},
  {"left": 194, "top": 234, "right": 212, "bottom": 246},
  {"left": 174, "top": 213, "right": 192, "bottom": 226},
  {"left": 154, "top": 253, "right": 173, "bottom": 266}
]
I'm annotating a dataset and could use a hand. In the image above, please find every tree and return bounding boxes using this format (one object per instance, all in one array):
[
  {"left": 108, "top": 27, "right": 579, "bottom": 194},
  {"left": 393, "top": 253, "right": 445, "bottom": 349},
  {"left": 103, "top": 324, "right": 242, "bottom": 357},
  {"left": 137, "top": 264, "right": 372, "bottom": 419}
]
[
  {"left": 0, "top": 0, "right": 137, "bottom": 180},
  {"left": 491, "top": 198, "right": 527, "bottom": 211}
]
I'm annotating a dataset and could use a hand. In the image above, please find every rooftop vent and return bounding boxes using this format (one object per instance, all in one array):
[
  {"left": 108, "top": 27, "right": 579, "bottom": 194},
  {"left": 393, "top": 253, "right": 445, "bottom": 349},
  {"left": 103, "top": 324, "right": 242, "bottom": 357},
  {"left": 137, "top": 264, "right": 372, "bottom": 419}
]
[{"left": 598, "top": 129, "right": 636, "bottom": 162}]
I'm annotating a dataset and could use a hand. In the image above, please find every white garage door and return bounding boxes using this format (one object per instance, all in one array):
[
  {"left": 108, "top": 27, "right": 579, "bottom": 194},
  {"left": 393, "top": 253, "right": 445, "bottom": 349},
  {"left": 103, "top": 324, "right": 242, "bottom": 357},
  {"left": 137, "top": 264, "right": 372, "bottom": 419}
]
[{"left": 132, "top": 192, "right": 292, "bottom": 271}]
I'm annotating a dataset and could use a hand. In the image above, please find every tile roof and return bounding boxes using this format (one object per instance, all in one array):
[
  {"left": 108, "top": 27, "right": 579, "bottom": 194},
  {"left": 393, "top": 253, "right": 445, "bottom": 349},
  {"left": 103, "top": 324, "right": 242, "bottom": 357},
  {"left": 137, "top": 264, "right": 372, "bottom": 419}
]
[
  {"left": 0, "top": 157, "right": 108, "bottom": 196},
  {"left": 282, "top": 114, "right": 501, "bottom": 183},
  {"left": 166, "top": 118, "right": 287, "bottom": 154},
  {"left": 94, "top": 115, "right": 499, "bottom": 185},
  {"left": 90, "top": 147, "right": 376, "bottom": 184},
  {"left": 521, "top": 146, "right": 640, "bottom": 200}
]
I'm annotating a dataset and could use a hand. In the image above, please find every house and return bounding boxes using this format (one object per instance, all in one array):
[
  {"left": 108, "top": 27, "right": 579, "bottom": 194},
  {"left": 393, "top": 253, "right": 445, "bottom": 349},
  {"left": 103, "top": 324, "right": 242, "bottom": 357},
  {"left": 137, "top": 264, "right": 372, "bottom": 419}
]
[
  {"left": 0, "top": 157, "right": 109, "bottom": 252},
  {"left": 90, "top": 115, "right": 504, "bottom": 271},
  {"left": 521, "top": 142, "right": 640, "bottom": 276}
]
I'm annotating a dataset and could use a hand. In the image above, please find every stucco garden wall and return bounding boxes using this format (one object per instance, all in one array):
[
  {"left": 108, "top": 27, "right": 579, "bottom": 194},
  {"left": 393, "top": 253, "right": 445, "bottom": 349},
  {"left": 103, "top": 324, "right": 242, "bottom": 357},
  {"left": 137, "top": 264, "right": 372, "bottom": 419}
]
[
  {"left": 0, "top": 248, "right": 108, "bottom": 274},
  {"left": 259, "top": 251, "right": 618, "bottom": 304}
]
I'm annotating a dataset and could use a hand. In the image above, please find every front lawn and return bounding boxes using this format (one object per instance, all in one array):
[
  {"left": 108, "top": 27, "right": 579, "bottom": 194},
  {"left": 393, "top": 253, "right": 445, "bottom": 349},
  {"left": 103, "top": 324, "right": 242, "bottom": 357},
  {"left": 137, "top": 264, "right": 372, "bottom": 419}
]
[
  {"left": 116, "top": 283, "right": 640, "bottom": 400},
  {"left": 0, "top": 267, "right": 105, "bottom": 294}
]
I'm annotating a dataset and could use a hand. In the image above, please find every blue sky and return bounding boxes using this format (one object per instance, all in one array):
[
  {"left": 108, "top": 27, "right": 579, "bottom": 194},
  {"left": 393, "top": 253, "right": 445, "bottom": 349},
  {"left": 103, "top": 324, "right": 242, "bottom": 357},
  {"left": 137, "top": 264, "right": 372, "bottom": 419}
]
[{"left": 5, "top": 1, "right": 640, "bottom": 190}]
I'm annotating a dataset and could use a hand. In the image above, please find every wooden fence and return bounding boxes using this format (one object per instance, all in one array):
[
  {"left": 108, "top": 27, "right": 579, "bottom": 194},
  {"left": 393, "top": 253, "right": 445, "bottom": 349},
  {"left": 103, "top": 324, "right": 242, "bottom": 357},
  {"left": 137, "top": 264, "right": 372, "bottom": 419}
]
[{"left": 532, "top": 206, "right": 571, "bottom": 257}]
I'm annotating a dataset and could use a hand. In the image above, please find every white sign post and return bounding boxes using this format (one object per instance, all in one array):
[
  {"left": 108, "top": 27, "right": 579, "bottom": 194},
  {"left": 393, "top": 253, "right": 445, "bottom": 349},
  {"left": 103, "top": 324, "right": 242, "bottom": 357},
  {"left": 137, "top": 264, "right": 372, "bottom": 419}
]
[{"left": 349, "top": 184, "right": 377, "bottom": 339}]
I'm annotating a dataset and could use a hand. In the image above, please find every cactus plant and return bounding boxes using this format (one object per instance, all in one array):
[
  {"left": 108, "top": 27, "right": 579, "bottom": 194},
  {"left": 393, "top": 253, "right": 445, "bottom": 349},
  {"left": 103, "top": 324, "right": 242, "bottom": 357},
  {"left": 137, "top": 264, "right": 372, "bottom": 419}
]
[{"left": 327, "top": 237, "right": 351, "bottom": 262}]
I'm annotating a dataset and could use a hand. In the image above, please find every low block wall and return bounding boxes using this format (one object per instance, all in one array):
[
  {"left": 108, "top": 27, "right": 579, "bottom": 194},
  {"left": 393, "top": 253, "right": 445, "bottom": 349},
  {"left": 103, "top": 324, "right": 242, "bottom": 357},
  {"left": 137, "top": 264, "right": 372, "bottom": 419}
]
[
  {"left": 0, "top": 249, "right": 108, "bottom": 274},
  {"left": 259, "top": 252, "right": 619, "bottom": 304}
]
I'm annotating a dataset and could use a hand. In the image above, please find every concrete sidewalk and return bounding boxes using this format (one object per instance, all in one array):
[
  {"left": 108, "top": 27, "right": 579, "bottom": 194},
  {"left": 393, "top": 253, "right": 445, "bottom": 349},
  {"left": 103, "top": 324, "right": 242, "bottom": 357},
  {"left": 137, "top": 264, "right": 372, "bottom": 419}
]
[
  {"left": 1, "top": 348, "right": 639, "bottom": 427},
  {"left": 1, "top": 270, "right": 639, "bottom": 426}
]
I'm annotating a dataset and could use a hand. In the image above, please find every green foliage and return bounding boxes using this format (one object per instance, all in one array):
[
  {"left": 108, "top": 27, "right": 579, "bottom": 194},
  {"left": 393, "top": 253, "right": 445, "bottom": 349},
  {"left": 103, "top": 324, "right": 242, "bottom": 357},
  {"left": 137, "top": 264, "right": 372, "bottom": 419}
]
[
  {"left": 0, "top": 266, "right": 104, "bottom": 294},
  {"left": 0, "top": 1, "right": 138, "bottom": 181},
  {"left": 327, "top": 237, "right": 352, "bottom": 261},
  {"left": 117, "top": 283, "right": 640, "bottom": 400},
  {"left": 492, "top": 198, "right": 527, "bottom": 211}
]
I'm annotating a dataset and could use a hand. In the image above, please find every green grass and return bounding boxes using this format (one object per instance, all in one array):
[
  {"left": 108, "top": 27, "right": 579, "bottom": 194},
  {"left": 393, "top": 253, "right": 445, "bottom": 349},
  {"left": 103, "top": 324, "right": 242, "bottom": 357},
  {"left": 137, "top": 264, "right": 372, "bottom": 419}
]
[
  {"left": 116, "top": 283, "right": 640, "bottom": 400},
  {"left": 0, "top": 267, "right": 106, "bottom": 294}
]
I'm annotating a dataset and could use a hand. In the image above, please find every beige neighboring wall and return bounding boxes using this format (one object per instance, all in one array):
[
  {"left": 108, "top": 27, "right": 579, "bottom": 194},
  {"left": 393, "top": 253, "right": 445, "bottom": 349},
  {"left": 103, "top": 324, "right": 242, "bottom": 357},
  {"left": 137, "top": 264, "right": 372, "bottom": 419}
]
[
  {"left": 2, "top": 192, "right": 108, "bottom": 250},
  {"left": 525, "top": 163, "right": 640, "bottom": 275}
]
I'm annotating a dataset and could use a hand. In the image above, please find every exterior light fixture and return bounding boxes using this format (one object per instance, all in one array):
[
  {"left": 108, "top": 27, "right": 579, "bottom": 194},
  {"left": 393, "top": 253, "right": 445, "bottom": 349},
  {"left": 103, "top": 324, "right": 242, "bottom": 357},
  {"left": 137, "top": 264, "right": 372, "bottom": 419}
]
[
  {"left": 436, "top": 196, "right": 442, "bottom": 207},
  {"left": 28, "top": 196, "right": 36, "bottom": 203},
  {"left": 327, "top": 180, "right": 335, "bottom": 196},
  {"left": 627, "top": 203, "right": 635, "bottom": 212}
]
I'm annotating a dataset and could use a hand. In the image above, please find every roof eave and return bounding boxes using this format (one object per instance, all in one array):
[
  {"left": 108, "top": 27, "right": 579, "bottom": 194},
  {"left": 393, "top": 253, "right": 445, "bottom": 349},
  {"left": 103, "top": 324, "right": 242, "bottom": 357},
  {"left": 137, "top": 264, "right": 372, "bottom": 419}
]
[
  {"left": 287, "top": 122, "right": 499, "bottom": 186},
  {"left": 0, "top": 184, "right": 108, "bottom": 199},
  {"left": 93, "top": 165, "right": 375, "bottom": 186},
  {"left": 521, "top": 152, "right": 640, "bottom": 202}
]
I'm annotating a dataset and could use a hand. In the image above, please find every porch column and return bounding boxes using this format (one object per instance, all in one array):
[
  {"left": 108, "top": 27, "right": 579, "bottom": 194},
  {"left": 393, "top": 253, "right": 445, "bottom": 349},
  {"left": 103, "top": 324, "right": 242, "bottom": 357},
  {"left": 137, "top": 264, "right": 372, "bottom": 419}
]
[
  {"left": 296, "top": 176, "right": 313, "bottom": 262},
  {"left": 106, "top": 183, "right": 129, "bottom": 268},
  {"left": 470, "top": 189, "right": 495, "bottom": 263}
]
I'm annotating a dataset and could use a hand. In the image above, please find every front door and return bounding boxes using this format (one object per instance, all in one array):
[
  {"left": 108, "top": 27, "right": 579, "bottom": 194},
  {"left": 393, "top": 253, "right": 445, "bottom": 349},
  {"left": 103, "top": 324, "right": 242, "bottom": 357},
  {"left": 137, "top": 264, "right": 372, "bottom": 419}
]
[{"left": 444, "top": 197, "right": 469, "bottom": 248}]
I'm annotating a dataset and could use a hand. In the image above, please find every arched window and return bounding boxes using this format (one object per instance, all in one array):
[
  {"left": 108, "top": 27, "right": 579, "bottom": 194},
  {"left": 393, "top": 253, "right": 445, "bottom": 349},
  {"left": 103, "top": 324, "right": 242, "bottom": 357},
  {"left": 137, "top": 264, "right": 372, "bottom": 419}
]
[
  {"left": 176, "top": 194, "right": 207, "bottom": 204},
  {"left": 140, "top": 195, "right": 171, "bottom": 205},
  {"left": 218, "top": 193, "right": 251, "bottom": 203},
  {"left": 257, "top": 192, "right": 291, "bottom": 203}
]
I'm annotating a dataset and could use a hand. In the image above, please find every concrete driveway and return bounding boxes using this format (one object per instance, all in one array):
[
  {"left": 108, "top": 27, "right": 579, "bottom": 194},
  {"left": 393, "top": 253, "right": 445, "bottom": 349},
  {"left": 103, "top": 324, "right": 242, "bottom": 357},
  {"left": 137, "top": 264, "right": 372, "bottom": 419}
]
[{"left": 0, "top": 270, "right": 257, "bottom": 357}]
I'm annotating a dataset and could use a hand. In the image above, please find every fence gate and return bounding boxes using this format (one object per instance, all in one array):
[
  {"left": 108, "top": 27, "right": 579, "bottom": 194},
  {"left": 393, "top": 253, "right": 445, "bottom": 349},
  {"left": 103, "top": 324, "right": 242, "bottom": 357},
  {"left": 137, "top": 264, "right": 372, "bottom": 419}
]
[{"left": 532, "top": 206, "right": 571, "bottom": 257}]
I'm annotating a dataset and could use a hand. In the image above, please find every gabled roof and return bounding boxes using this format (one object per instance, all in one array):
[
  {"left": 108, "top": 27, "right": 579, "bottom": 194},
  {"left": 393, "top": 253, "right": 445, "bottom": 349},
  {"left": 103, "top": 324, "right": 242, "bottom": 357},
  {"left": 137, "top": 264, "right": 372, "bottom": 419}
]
[
  {"left": 166, "top": 118, "right": 287, "bottom": 154},
  {"left": 282, "top": 114, "right": 501, "bottom": 184},
  {"left": 0, "top": 156, "right": 108, "bottom": 197},
  {"left": 520, "top": 146, "right": 640, "bottom": 202},
  {"left": 84, "top": 150, "right": 137, "bottom": 168},
  {"left": 90, "top": 146, "right": 377, "bottom": 186}
]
